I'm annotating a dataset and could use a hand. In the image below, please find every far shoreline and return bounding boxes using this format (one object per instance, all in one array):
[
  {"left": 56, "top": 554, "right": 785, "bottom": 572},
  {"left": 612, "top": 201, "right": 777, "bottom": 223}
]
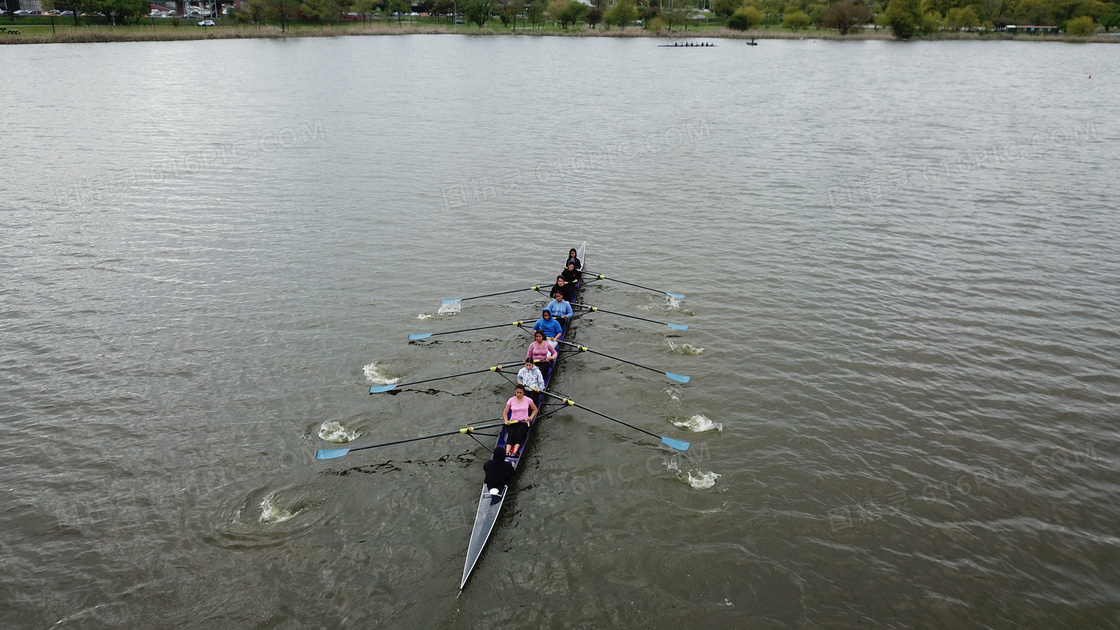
[{"left": 1, "top": 22, "right": 1117, "bottom": 45}]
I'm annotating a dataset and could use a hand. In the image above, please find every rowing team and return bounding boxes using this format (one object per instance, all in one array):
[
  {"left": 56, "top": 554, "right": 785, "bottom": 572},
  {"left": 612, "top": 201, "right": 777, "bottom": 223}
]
[{"left": 493, "top": 247, "right": 582, "bottom": 469}]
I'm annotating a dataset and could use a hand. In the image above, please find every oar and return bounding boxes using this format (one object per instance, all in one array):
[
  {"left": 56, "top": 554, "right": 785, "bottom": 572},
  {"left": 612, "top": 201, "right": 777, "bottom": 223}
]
[
  {"left": 584, "top": 272, "right": 685, "bottom": 299},
  {"left": 441, "top": 286, "right": 542, "bottom": 307},
  {"left": 409, "top": 321, "right": 526, "bottom": 341},
  {"left": 316, "top": 421, "right": 506, "bottom": 460},
  {"left": 557, "top": 340, "right": 690, "bottom": 383},
  {"left": 571, "top": 303, "right": 689, "bottom": 331},
  {"left": 540, "top": 391, "right": 690, "bottom": 451},
  {"left": 369, "top": 362, "right": 522, "bottom": 393}
]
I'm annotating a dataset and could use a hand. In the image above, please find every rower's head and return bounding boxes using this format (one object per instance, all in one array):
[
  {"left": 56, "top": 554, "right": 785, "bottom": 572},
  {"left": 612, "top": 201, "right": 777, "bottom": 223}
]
[
  {"left": 569, "top": 248, "right": 577, "bottom": 258},
  {"left": 541, "top": 309, "right": 552, "bottom": 320},
  {"left": 524, "top": 359, "right": 535, "bottom": 370},
  {"left": 567, "top": 262, "right": 576, "bottom": 270},
  {"left": 514, "top": 384, "right": 526, "bottom": 399},
  {"left": 534, "top": 330, "right": 546, "bottom": 342},
  {"left": 493, "top": 446, "right": 505, "bottom": 461},
  {"left": 556, "top": 276, "right": 565, "bottom": 285},
  {"left": 554, "top": 292, "right": 565, "bottom": 302}
]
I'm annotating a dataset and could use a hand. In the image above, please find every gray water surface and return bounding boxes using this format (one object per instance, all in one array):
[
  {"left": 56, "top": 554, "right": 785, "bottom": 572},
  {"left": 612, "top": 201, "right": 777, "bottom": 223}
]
[{"left": 2, "top": 35, "right": 1119, "bottom": 628}]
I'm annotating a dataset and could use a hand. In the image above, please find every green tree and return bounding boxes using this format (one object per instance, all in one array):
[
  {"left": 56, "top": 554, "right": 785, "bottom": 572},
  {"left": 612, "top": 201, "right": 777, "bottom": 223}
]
[
  {"left": 266, "top": 0, "right": 297, "bottom": 30},
  {"left": 431, "top": 0, "right": 454, "bottom": 21},
  {"left": 782, "top": 7, "right": 810, "bottom": 26},
  {"left": 303, "top": 0, "right": 345, "bottom": 22},
  {"left": 462, "top": 0, "right": 492, "bottom": 25},
  {"left": 43, "top": 0, "right": 83, "bottom": 25},
  {"left": 526, "top": 0, "right": 547, "bottom": 25},
  {"left": 1065, "top": 13, "right": 1095, "bottom": 32},
  {"left": 387, "top": 0, "right": 409, "bottom": 24},
  {"left": 727, "top": 4, "right": 761, "bottom": 27},
  {"left": 586, "top": 4, "right": 604, "bottom": 25},
  {"left": 246, "top": 0, "right": 268, "bottom": 26},
  {"left": 355, "top": 0, "right": 380, "bottom": 21},
  {"left": 556, "top": 0, "right": 588, "bottom": 26},
  {"left": 944, "top": 5, "right": 978, "bottom": 28},
  {"left": 605, "top": 0, "right": 639, "bottom": 25},
  {"left": 712, "top": 0, "right": 742, "bottom": 16},
  {"left": 821, "top": 1, "right": 869, "bottom": 32},
  {"left": 883, "top": 0, "right": 922, "bottom": 38},
  {"left": 920, "top": 9, "right": 941, "bottom": 31}
]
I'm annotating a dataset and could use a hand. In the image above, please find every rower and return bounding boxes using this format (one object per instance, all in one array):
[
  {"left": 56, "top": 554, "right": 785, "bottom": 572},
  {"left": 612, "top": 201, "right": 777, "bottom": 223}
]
[
  {"left": 550, "top": 275, "right": 573, "bottom": 303},
  {"left": 526, "top": 330, "right": 557, "bottom": 381},
  {"left": 566, "top": 248, "right": 582, "bottom": 271},
  {"left": 502, "top": 385, "right": 538, "bottom": 457},
  {"left": 483, "top": 446, "right": 514, "bottom": 496},
  {"left": 517, "top": 358, "right": 545, "bottom": 404},
  {"left": 532, "top": 308, "right": 563, "bottom": 347},
  {"left": 561, "top": 262, "right": 581, "bottom": 287},
  {"left": 546, "top": 291, "right": 573, "bottom": 324}
]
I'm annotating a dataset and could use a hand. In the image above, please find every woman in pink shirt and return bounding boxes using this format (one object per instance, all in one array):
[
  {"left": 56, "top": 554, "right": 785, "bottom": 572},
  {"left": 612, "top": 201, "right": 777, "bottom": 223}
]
[
  {"left": 503, "top": 385, "right": 538, "bottom": 456},
  {"left": 526, "top": 330, "right": 557, "bottom": 380}
]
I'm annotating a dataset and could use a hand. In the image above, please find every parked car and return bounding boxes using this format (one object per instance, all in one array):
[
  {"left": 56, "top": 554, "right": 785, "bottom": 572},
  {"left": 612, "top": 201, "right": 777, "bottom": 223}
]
[{"left": 198, "top": 18, "right": 214, "bottom": 25}]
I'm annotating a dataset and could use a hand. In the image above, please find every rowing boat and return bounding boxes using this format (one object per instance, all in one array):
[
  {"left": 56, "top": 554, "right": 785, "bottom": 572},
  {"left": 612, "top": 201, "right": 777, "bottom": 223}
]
[{"left": 460, "top": 241, "right": 586, "bottom": 590}]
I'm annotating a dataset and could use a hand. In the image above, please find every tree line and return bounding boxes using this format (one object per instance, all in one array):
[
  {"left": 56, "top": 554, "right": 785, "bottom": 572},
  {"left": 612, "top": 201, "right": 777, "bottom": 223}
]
[{"left": 33, "top": 0, "right": 1119, "bottom": 35}]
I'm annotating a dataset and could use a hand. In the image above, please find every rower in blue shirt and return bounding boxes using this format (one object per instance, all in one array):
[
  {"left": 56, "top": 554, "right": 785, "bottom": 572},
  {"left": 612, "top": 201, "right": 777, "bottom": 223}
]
[
  {"left": 532, "top": 308, "right": 564, "bottom": 347},
  {"left": 546, "top": 291, "right": 573, "bottom": 323}
]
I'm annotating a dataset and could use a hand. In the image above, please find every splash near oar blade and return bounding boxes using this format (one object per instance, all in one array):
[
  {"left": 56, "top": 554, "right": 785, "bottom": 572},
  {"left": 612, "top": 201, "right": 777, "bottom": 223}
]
[
  {"left": 442, "top": 299, "right": 462, "bottom": 305},
  {"left": 665, "top": 372, "right": 691, "bottom": 383},
  {"left": 666, "top": 292, "right": 686, "bottom": 299},
  {"left": 660, "top": 436, "right": 691, "bottom": 451},
  {"left": 316, "top": 448, "right": 351, "bottom": 460}
]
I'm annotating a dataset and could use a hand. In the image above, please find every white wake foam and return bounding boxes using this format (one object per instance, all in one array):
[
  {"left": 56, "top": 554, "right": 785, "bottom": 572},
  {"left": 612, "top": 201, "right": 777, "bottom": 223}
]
[
  {"left": 437, "top": 301, "right": 461, "bottom": 315},
  {"left": 686, "top": 470, "right": 721, "bottom": 489},
  {"left": 259, "top": 492, "right": 300, "bottom": 524},
  {"left": 363, "top": 363, "right": 400, "bottom": 385},
  {"left": 673, "top": 414, "right": 722, "bottom": 433},
  {"left": 318, "top": 421, "right": 359, "bottom": 443},
  {"left": 416, "top": 313, "right": 434, "bottom": 320},
  {"left": 668, "top": 339, "right": 704, "bottom": 356}
]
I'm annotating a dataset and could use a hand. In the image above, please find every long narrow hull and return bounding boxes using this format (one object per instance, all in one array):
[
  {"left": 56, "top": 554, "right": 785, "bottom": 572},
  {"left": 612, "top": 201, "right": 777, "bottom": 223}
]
[{"left": 460, "top": 242, "right": 586, "bottom": 589}]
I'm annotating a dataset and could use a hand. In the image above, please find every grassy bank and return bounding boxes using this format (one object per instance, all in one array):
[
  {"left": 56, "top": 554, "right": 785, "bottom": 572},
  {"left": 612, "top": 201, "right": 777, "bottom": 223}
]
[{"left": 1, "top": 19, "right": 1117, "bottom": 45}]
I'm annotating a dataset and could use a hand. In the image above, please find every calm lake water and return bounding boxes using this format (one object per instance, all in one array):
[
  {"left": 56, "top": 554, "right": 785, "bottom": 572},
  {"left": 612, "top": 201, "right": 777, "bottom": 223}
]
[{"left": 2, "top": 34, "right": 1119, "bottom": 628}]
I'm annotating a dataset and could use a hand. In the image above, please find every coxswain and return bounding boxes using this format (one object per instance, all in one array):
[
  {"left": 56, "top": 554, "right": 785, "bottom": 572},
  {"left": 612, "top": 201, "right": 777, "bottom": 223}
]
[
  {"left": 502, "top": 385, "right": 538, "bottom": 457},
  {"left": 532, "top": 308, "right": 564, "bottom": 346},
  {"left": 546, "top": 291, "right": 573, "bottom": 323},
  {"left": 483, "top": 446, "right": 515, "bottom": 496},
  {"left": 566, "top": 248, "right": 582, "bottom": 271}
]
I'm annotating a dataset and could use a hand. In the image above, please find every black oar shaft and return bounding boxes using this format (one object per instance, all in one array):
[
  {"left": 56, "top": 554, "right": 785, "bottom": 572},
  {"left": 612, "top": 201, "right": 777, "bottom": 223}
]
[
  {"left": 540, "top": 391, "right": 660, "bottom": 441},
  {"left": 460, "top": 287, "right": 538, "bottom": 302},
  {"left": 572, "top": 304, "right": 665, "bottom": 326},
  {"left": 349, "top": 422, "right": 506, "bottom": 453},
  {"left": 585, "top": 273, "right": 662, "bottom": 295},
  {"left": 391, "top": 364, "right": 516, "bottom": 388},
  {"left": 559, "top": 341, "right": 660, "bottom": 376}
]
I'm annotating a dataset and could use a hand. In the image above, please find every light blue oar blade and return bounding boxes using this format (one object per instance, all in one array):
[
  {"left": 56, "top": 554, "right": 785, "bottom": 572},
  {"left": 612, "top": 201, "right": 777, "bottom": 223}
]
[
  {"left": 316, "top": 448, "right": 351, "bottom": 460},
  {"left": 369, "top": 384, "right": 398, "bottom": 394},
  {"left": 667, "top": 323, "right": 689, "bottom": 331},
  {"left": 666, "top": 292, "right": 686, "bottom": 299},
  {"left": 441, "top": 299, "right": 462, "bottom": 305},
  {"left": 665, "top": 372, "right": 691, "bottom": 383},
  {"left": 408, "top": 333, "right": 433, "bottom": 340},
  {"left": 661, "top": 436, "right": 690, "bottom": 451}
]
